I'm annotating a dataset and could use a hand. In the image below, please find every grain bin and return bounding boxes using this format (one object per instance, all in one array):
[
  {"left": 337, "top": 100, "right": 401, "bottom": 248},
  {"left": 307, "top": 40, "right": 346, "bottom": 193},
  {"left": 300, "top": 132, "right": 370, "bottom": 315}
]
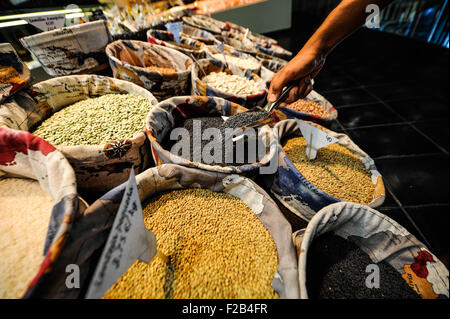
[
  {"left": 204, "top": 44, "right": 262, "bottom": 74},
  {"left": 20, "top": 20, "right": 112, "bottom": 76},
  {"left": 0, "top": 126, "right": 88, "bottom": 299},
  {"left": 23, "top": 164, "right": 300, "bottom": 299},
  {"left": 146, "top": 96, "right": 278, "bottom": 175},
  {"left": 293, "top": 202, "right": 449, "bottom": 299},
  {"left": 0, "top": 74, "right": 158, "bottom": 193},
  {"left": 147, "top": 29, "right": 207, "bottom": 59},
  {"left": 106, "top": 39, "right": 193, "bottom": 101},
  {"left": 266, "top": 119, "right": 385, "bottom": 221},
  {"left": 191, "top": 59, "right": 267, "bottom": 109}
]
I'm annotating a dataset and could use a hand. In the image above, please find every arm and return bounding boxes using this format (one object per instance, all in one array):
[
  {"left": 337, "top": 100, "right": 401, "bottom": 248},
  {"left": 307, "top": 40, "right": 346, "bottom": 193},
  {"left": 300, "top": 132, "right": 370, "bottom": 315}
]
[{"left": 268, "top": 0, "right": 394, "bottom": 104}]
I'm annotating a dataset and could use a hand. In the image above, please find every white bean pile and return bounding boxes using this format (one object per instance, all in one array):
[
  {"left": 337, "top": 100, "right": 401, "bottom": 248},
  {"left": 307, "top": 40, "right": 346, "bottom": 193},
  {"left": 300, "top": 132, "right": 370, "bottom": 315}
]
[
  {"left": 202, "top": 72, "right": 265, "bottom": 96},
  {"left": 212, "top": 54, "right": 260, "bottom": 70}
]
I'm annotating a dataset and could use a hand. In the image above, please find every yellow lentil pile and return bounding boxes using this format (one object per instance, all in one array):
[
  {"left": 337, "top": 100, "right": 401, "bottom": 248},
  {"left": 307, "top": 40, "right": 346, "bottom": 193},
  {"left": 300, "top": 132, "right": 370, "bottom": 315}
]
[
  {"left": 103, "top": 189, "right": 279, "bottom": 299},
  {"left": 283, "top": 137, "right": 375, "bottom": 204},
  {"left": 287, "top": 99, "right": 330, "bottom": 117},
  {"left": 0, "top": 178, "right": 54, "bottom": 299}
]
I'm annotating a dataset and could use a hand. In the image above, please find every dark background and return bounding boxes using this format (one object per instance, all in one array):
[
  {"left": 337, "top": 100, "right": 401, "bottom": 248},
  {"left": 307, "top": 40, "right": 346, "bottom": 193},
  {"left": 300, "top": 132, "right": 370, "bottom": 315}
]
[{"left": 266, "top": 7, "right": 449, "bottom": 267}]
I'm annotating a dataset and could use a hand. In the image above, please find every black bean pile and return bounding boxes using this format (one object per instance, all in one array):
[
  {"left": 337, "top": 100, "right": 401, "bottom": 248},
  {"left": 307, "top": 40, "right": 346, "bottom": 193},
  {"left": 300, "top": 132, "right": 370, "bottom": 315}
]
[
  {"left": 306, "top": 233, "right": 420, "bottom": 299},
  {"left": 162, "top": 112, "right": 270, "bottom": 167}
]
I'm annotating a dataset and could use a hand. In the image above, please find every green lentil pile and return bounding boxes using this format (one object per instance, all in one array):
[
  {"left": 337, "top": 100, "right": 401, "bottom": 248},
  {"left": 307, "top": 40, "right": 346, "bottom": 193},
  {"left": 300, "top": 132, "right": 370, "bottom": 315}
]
[
  {"left": 283, "top": 137, "right": 375, "bottom": 204},
  {"left": 103, "top": 189, "right": 279, "bottom": 299},
  {"left": 32, "top": 94, "right": 153, "bottom": 145}
]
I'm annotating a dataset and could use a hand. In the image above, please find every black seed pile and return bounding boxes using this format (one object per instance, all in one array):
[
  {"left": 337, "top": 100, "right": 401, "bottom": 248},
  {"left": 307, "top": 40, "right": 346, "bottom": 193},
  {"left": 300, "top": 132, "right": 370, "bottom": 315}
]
[
  {"left": 161, "top": 112, "right": 270, "bottom": 167},
  {"left": 306, "top": 233, "right": 420, "bottom": 299}
]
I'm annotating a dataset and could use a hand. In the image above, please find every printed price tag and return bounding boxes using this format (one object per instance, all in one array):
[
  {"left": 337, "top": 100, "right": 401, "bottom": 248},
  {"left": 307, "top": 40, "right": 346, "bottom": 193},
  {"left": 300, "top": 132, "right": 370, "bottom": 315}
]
[
  {"left": 24, "top": 14, "right": 65, "bottom": 32},
  {"left": 165, "top": 22, "right": 182, "bottom": 44},
  {"left": 85, "top": 169, "right": 157, "bottom": 299},
  {"left": 295, "top": 119, "right": 339, "bottom": 160}
]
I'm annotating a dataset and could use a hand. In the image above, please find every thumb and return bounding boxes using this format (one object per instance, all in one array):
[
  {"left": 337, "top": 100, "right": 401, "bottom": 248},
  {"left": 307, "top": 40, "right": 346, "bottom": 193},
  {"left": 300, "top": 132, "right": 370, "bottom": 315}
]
[{"left": 268, "top": 71, "right": 288, "bottom": 102}]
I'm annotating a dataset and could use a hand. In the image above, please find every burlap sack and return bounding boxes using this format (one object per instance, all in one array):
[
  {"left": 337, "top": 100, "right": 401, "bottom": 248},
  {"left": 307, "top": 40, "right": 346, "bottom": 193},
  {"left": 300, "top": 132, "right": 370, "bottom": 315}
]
[
  {"left": 23, "top": 164, "right": 300, "bottom": 299},
  {"left": 204, "top": 44, "right": 262, "bottom": 74},
  {"left": 191, "top": 59, "right": 267, "bottom": 108},
  {"left": 0, "top": 126, "right": 88, "bottom": 298},
  {"left": 147, "top": 29, "right": 207, "bottom": 59},
  {"left": 268, "top": 119, "right": 385, "bottom": 221},
  {"left": 293, "top": 202, "right": 449, "bottom": 299},
  {"left": 146, "top": 95, "right": 278, "bottom": 175},
  {"left": 20, "top": 20, "right": 112, "bottom": 76},
  {"left": 0, "top": 74, "right": 158, "bottom": 193},
  {"left": 0, "top": 43, "right": 31, "bottom": 103},
  {"left": 279, "top": 91, "right": 338, "bottom": 122},
  {"left": 106, "top": 39, "right": 193, "bottom": 101}
]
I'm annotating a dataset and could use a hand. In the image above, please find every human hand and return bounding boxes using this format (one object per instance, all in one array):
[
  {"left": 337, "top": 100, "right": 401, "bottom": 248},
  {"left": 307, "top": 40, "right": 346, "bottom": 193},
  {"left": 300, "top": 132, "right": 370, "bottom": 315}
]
[{"left": 268, "top": 48, "right": 326, "bottom": 105}]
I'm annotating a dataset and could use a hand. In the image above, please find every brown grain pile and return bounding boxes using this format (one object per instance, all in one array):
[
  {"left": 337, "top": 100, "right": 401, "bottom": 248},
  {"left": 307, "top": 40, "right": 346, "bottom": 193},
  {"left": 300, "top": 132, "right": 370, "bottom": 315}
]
[
  {"left": 287, "top": 99, "right": 330, "bottom": 117},
  {"left": 103, "top": 188, "right": 279, "bottom": 299},
  {"left": 283, "top": 137, "right": 374, "bottom": 204},
  {"left": 145, "top": 65, "right": 176, "bottom": 74}
]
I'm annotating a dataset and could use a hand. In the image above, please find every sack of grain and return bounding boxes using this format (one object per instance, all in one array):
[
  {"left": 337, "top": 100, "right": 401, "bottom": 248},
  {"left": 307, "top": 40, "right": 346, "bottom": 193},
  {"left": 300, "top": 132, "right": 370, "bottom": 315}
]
[
  {"left": 204, "top": 44, "right": 261, "bottom": 74},
  {"left": 106, "top": 39, "right": 193, "bottom": 101},
  {"left": 0, "top": 126, "right": 87, "bottom": 299},
  {"left": 293, "top": 202, "right": 449, "bottom": 299},
  {"left": 0, "top": 74, "right": 158, "bottom": 193},
  {"left": 146, "top": 95, "right": 278, "bottom": 175},
  {"left": 0, "top": 43, "right": 31, "bottom": 103},
  {"left": 20, "top": 20, "right": 112, "bottom": 76},
  {"left": 179, "top": 23, "right": 216, "bottom": 44},
  {"left": 147, "top": 29, "right": 207, "bottom": 59},
  {"left": 182, "top": 15, "right": 224, "bottom": 34},
  {"left": 28, "top": 164, "right": 299, "bottom": 299},
  {"left": 266, "top": 119, "right": 385, "bottom": 221},
  {"left": 191, "top": 59, "right": 267, "bottom": 108},
  {"left": 256, "top": 54, "right": 288, "bottom": 84},
  {"left": 279, "top": 91, "right": 338, "bottom": 122},
  {"left": 225, "top": 21, "right": 278, "bottom": 45},
  {"left": 214, "top": 33, "right": 258, "bottom": 56},
  {"left": 255, "top": 42, "right": 292, "bottom": 60}
]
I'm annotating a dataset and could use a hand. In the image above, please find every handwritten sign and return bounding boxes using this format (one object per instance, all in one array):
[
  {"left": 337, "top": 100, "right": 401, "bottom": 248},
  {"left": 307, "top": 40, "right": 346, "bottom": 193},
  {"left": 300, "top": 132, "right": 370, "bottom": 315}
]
[
  {"left": 85, "top": 169, "right": 157, "bottom": 299},
  {"left": 165, "top": 22, "right": 182, "bottom": 44},
  {"left": 295, "top": 119, "right": 339, "bottom": 160},
  {"left": 24, "top": 14, "right": 65, "bottom": 32}
]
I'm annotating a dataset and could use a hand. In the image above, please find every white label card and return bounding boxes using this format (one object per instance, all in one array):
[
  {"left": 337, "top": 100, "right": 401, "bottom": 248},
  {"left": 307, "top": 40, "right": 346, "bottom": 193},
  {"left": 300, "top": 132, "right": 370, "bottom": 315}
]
[
  {"left": 85, "top": 169, "right": 157, "bottom": 299},
  {"left": 295, "top": 119, "right": 339, "bottom": 160},
  {"left": 24, "top": 14, "right": 65, "bottom": 32},
  {"left": 165, "top": 22, "right": 182, "bottom": 44}
]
